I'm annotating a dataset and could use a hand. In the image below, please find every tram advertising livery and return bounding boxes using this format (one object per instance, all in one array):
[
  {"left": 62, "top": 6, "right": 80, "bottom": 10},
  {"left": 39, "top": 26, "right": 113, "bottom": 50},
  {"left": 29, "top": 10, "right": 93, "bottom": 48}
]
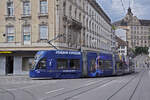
[{"left": 30, "top": 50, "right": 134, "bottom": 78}]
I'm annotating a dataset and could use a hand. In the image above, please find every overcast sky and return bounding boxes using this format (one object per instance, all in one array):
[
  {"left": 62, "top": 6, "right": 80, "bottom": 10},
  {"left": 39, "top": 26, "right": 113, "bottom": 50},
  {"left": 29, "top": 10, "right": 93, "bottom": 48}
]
[{"left": 96, "top": 0, "right": 150, "bottom": 23}]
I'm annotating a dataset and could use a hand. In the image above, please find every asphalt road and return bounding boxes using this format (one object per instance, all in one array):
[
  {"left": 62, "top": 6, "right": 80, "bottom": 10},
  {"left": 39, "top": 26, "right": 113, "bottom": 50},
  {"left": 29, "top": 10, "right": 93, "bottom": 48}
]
[
  {"left": 0, "top": 68, "right": 150, "bottom": 100},
  {"left": 0, "top": 55, "right": 150, "bottom": 100}
]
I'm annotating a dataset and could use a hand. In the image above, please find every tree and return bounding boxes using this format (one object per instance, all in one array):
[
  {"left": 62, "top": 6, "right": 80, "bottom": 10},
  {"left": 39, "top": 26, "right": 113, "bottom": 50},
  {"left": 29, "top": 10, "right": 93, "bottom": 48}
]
[{"left": 134, "top": 46, "right": 148, "bottom": 55}]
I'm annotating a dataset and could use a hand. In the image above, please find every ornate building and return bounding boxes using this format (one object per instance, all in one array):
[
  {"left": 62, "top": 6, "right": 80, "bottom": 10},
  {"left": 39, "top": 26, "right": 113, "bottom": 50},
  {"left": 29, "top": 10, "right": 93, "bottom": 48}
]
[
  {"left": 116, "top": 36, "right": 127, "bottom": 56},
  {"left": 0, "top": 0, "right": 113, "bottom": 75},
  {"left": 114, "top": 8, "right": 150, "bottom": 48}
]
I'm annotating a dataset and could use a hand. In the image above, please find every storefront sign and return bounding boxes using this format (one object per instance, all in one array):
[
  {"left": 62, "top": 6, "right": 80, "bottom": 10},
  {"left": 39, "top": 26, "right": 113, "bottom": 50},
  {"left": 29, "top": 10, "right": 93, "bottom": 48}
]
[{"left": 0, "top": 51, "right": 12, "bottom": 54}]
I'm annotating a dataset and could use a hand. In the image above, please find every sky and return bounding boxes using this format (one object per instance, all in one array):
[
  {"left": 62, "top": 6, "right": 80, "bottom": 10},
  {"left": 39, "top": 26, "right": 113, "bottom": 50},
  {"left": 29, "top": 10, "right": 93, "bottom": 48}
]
[{"left": 96, "top": 0, "right": 150, "bottom": 23}]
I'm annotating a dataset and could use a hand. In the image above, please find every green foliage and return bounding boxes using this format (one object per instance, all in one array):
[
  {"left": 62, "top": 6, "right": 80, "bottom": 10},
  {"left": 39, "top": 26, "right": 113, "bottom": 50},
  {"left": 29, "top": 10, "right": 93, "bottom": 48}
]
[
  {"left": 112, "top": 25, "right": 116, "bottom": 30},
  {"left": 134, "top": 46, "right": 149, "bottom": 55}
]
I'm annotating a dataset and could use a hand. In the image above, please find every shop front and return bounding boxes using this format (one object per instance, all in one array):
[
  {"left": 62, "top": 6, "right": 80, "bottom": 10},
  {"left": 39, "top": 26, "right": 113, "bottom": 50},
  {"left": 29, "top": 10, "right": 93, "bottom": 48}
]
[{"left": 0, "top": 51, "right": 36, "bottom": 75}]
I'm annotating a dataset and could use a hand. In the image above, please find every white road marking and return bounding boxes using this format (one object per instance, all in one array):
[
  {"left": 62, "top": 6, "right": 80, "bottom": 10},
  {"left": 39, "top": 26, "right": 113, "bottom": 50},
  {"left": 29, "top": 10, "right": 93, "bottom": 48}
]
[
  {"left": 99, "top": 81, "right": 116, "bottom": 88},
  {"left": 84, "top": 81, "right": 99, "bottom": 86},
  {"left": 46, "top": 88, "right": 64, "bottom": 94}
]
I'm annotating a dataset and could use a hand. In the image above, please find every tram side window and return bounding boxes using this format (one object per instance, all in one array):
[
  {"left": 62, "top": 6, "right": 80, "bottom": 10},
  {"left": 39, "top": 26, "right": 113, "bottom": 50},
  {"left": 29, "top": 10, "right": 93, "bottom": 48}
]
[
  {"left": 90, "top": 59, "right": 96, "bottom": 72},
  {"left": 57, "top": 59, "right": 68, "bottom": 69},
  {"left": 70, "top": 59, "right": 80, "bottom": 70},
  {"left": 98, "top": 60, "right": 105, "bottom": 70},
  {"left": 104, "top": 61, "right": 112, "bottom": 69}
]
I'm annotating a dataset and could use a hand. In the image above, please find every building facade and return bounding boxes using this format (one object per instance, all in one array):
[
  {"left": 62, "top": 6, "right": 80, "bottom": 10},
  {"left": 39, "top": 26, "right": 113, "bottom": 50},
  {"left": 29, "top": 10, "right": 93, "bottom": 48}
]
[
  {"left": 116, "top": 36, "right": 127, "bottom": 56},
  {"left": 114, "top": 8, "right": 150, "bottom": 48},
  {"left": 0, "top": 0, "right": 113, "bottom": 75}
]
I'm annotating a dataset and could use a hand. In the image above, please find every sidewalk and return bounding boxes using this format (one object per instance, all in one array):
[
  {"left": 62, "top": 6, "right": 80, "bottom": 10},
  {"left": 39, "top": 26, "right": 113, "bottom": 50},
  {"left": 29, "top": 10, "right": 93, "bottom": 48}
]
[{"left": 0, "top": 75, "right": 31, "bottom": 84}]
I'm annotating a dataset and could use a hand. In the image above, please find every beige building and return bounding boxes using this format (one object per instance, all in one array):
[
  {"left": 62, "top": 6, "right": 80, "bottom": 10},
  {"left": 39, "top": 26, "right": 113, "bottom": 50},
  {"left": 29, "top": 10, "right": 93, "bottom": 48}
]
[
  {"left": 0, "top": 0, "right": 113, "bottom": 75},
  {"left": 114, "top": 8, "right": 150, "bottom": 48},
  {"left": 116, "top": 36, "right": 127, "bottom": 56}
]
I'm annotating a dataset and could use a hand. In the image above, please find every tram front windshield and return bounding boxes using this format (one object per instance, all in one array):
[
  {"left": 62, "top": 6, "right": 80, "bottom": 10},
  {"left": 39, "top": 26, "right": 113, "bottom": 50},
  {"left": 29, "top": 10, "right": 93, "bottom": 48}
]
[{"left": 32, "top": 53, "right": 46, "bottom": 70}]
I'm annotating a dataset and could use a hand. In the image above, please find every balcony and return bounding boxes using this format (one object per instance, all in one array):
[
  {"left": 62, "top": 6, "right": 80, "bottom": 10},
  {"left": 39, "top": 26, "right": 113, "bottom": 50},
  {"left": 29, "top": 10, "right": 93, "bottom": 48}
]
[
  {"left": 63, "top": 15, "right": 82, "bottom": 30},
  {"left": 21, "top": 14, "right": 31, "bottom": 19},
  {"left": 5, "top": 15, "right": 15, "bottom": 20},
  {"left": 38, "top": 13, "right": 48, "bottom": 19}
]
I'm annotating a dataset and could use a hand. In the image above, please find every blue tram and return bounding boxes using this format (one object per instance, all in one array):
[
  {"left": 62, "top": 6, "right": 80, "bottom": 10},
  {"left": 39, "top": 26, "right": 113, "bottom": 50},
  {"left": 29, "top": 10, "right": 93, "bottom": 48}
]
[
  {"left": 30, "top": 50, "right": 82, "bottom": 78},
  {"left": 30, "top": 50, "right": 133, "bottom": 78}
]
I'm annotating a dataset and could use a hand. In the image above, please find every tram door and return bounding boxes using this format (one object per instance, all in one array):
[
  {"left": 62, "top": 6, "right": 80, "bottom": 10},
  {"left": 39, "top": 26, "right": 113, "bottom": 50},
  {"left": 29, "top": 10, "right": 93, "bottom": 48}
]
[{"left": 6, "top": 56, "right": 14, "bottom": 75}]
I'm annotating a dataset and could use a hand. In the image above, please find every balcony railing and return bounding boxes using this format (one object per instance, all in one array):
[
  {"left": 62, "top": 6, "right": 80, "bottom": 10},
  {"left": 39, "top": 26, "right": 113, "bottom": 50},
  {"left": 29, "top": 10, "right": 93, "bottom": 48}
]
[
  {"left": 5, "top": 15, "right": 15, "bottom": 20},
  {"left": 21, "top": 14, "right": 31, "bottom": 19},
  {"left": 38, "top": 13, "right": 48, "bottom": 18},
  {"left": 63, "top": 15, "right": 82, "bottom": 30}
]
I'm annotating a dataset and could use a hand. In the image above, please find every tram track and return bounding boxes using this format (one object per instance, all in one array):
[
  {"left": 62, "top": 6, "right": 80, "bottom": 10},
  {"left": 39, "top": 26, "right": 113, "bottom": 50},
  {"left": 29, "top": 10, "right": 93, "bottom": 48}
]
[
  {"left": 62, "top": 73, "right": 140, "bottom": 100},
  {"left": 41, "top": 73, "right": 139, "bottom": 100},
  {"left": 106, "top": 70, "right": 145, "bottom": 100},
  {"left": 63, "top": 79, "right": 115, "bottom": 100},
  {"left": 0, "top": 72, "right": 140, "bottom": 100},
  {"left": 0, "top": 87, "right": 37, "bottom": 100},
  {"left": 0, "top": 88, "right": 15, "bottom": 100},
  {"left": 42, "top": 78, "right": 116, "bottom": 100},
  {"left": 129, "top": 70, "right": 145, "bottom": 100}
]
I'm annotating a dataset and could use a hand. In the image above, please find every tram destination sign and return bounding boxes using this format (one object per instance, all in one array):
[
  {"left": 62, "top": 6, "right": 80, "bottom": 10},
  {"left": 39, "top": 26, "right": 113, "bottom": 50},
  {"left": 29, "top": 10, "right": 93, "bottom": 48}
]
[{"left": 56, "top": 51, "right": 81, "bottom": 55}]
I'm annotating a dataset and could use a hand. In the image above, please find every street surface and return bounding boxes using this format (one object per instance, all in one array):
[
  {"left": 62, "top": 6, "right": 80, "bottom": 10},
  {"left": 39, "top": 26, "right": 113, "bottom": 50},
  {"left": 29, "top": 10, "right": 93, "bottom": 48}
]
[
  {"left": 0, "top": 55, "right": 150, "bottom": 100},
  {"left": 0, "top": 69, "right": 150, "bottom": 100}
]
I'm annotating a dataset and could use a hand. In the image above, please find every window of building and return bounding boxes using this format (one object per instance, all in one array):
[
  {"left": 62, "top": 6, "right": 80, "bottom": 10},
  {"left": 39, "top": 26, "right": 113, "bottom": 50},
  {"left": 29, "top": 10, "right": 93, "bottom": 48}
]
[
  {"left": 86, "top": 18, "right": 88, "bottom": 28},
  {"left": 141, "top": 26, "right": 143, "bottom": 30},
  {"left": 83, "top": 16, "right": 85, "bottom": 26},
  {"left": 83, "top": 1, "right": 85, "bottom": 10},
  {"left": 23, "top": 25, "right": 31, "bottom": 44},
  {"left": 7, "top": 1, "right": 14, "bottom": 16},
  {"left": 69, "top": 5, "right": 72, "bottom": 16},
  {"left": 23, "top": 1, "right": 30, "bottom": 15},
  {"left": 40, "top": 0, "right": 48, "bottom": 14},
  {"left": 63, "top": 25, "right": 66, "bottom": 42},
  {"left": 92, "top": 23, "right": 94, "bottom": 31},
  {"left": 22, "top": 57, "right": 34, "bottom": 71},
  {"left": 121, "top": 46, "right": 125, "bottom": 49},
  {"left": 78, "top": 0, "right": 81, "bottom": 7},
  {"left": 89, "top": 21, "right": 91, "bottom": 30},
  {"left": 79, "top": 13, "right": 81, "bottom": 21},
  {"left": 40, "top": 25, "right": 48, "bottom": 40},
  {"left": 86, "top": 5, "right": 88, "bottom": 13},
  {"left": 63, "top": 2, "right": 66, "bottom": 15},
  {"left": 121, "top": 51, "right": 125, "bottom": 53},
  {"left": 75, "top": 8, "right": 77, "bottom": 18},
  {"left": 134, "top": 31, "right": 136, "bottom": 34},
  {"left": 89, "top": 8, "right": 91, "bottom": 15},
  {"left": 6, "top": 26, "right": 15, "bottom": 42},
  {"left": 141, "top": 31, "right": 143, "bottom": 34},
  {"left": 134, "top": 26, "right": 136, "bottom": 30}
]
